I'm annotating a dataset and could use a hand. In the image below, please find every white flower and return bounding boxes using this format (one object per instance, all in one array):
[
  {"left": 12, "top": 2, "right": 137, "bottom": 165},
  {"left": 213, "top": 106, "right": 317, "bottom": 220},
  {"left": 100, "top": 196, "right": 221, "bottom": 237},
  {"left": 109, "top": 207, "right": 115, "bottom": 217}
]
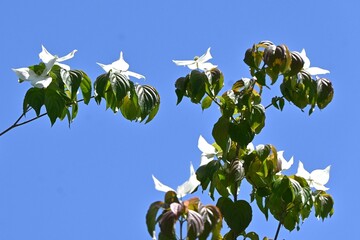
[
  {"left": 299, "top": 49, "right": 330, "bottom": 76},
  {"left": 152, "top": 162, "right": 200, "bottom": 199},
  {"left": 276, "top": 151, "right": 294, "bottom": 174},
  {"left": 13, "top": 66, "right": 54, "bottom": 88},
  {"left": 173, "top": 48, "right": 217, "bottom": 71},
  {"left": 296, "top": 161, "right": 331, "bottom": 191},
  {"left": 39, "top": 45, "right": 77, "bottom": 71},
  {"left": 198, "top": 135, "right": 217, "bottom": 166},
  {"left": 97, "top": 52, "right": 145, "bottom": 79},
  {"left": 12, "top": 45, "right": 77, "bottom": 88}
]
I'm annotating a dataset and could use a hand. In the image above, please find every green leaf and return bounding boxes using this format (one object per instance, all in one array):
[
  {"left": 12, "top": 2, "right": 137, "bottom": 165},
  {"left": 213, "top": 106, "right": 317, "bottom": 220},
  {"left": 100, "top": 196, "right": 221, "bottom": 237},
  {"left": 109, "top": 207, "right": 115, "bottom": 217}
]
[
  {"left": 243, "top": 231, "right": 260, "bottom": 240},
  {"left": 279, "top": 97, "right": 285, "bottom": 110},
  {"left": 175, "top": 76, "right": 189, "bottom": 105},
  {"left": 23, "top": 88, "right": 45, "bottom": 116},
  {"left": 314, "top": 192, "right": 334, "bottom": 220},
  {"left": 71, "top": 102, "right": 79, "bottom": 121},
  {"left": 316, "top": 78, "right": 334, "bottom": 109},
  {"left": 146, "top": 201, "right": 164, "bottom": 237},
  {"left": 44, "top": 89, "right": 67, "bottom": 125},
  {"left": 229, "top": 121, "right": 255, "bottom": 148},
  {"left": 255, "top": 69, "right": 266, "bottom": 86},
  {"left": 110, "top": 72, "right": 131, "bottom": 101},
  {"left": 79, "top": 70, "right": 92, "bottom": 104},
  {"left": 94, "top": 73, "right": 110, "bottom": 104},
  {"left": 29, "top": 63, "right": 46, "bottom": 76},
  {"left": 188, "top": 70, "right": 207, "bottom": 103},
  {"left": 120, "top": 93, "right": 140, "bottom": 121},
  {"left": 135, "top": 84, "right": 161, "bottom": 123},
  {"left": 212, "top": 116, "right": 230, "bottom": 152},
  {"left": 201, "top": 95, "right": 213, "bottom": 110},
  {"left": 217, "top": 198, "right": 252, "bottom": 235},
  {"left": 249, "top": 104, "right": 266, "bottom": 134},
  {"left": 64, "top": 70, "right": 82, "bottom": 100}
]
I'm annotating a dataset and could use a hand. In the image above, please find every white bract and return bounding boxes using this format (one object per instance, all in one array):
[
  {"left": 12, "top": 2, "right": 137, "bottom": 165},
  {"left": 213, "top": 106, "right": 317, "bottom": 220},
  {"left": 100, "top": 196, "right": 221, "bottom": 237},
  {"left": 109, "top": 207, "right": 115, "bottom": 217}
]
[
  {"left": 277, "top": 151, "right": 294, "bottom": 174},
  {"left": 198, "top": 135, "right": 217, "bottom": 166},
  {"left": 296, "top": 161, "right": 331, "bottom": 191},
  {"left": 299, "top": 49, "right": 330, "bottom": 76},
  {"left": 12, "top": 45, "right": 77, "bottom": 88},
  {"left": 97, "top": 52, "right": 145, "bottom": 80},
  {"left": 39, "top": 45, "right": 77, "bottom": 71},
  {"left": 152, "top": 162, "right": 200, "bottom": 199},
  {"left": 173, "top": 48, "right": 217, "bottom": 71}
]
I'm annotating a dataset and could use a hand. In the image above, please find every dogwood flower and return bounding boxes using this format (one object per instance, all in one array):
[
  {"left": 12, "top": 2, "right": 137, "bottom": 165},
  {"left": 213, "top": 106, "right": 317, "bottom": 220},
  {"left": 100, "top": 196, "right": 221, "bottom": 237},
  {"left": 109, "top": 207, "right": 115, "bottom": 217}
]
[
  {"left": 173, "top": 48, "right": 217, "bottom": 71},
  {"left": 276, "top": 151, "right": 294, "bottom": 174},
  {"left": 12, "top": 45, "right": 77, "bottom": 88},
  {"left": 39, "top": 45, "right": 77, "bottom": 71},
  {"left": 299, "top": 49, "right": 330, "bottom": 76},
  {"left": 97, "top": 52, "right": 145, "bottom": 79},
  {"left": 13, "top": 64, "right": 55, "bottom": 88},
  {"left": 152, "top": 162, "right": 200, "bottom": 199},
  {"left": 198, "top": 135, "right": 218, "bottom": 166},
  {"left": 296, "top": 161, "right": 331, "bottom": 191}
]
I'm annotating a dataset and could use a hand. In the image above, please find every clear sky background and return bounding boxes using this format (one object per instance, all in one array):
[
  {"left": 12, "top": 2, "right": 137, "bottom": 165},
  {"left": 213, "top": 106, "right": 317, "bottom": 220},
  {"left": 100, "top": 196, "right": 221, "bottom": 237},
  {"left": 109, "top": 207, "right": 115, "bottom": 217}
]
[{"left": 0, "top": 0, "right": 356, "bottom": 239}]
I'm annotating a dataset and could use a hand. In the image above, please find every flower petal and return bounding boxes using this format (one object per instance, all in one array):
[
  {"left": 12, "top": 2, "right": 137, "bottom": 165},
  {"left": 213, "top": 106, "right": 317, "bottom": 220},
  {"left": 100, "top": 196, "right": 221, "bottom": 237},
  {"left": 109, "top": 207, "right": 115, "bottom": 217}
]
[
  {"left": 12, "top": 67, "right": 31, "bottom": 80},
  {"left": 31, "top": 75, "right": 52, "bottom": 88},
  {"left": 198, "top": 62, "right": 217, "bottom": 71},
  {"left": 125, "top": 70, "right": 145, "bottom": 79},
  {"left": 198, "top": 135, "right": 216, "bottom": 155},
  {"left": 39, "top": 45, "right": 55, "bottom": 64},
  {"left": 296, "top": 161, "right": 311, "bottom": 180},
  {"left": 152, "top": 175, "right": 175, "bottom": 193},
  {"left": 305, "top": 67, "right": 330, "bottom": 76},
  {"left": 176, "top": 162, "right": 200, "bottom": 198},
  {"left": 57, "top": 49, "right": 77, "bottom": 62},
  {"left": 172, "top": 60, "right": 196, "bottom": 66},
  {"left": 311, "top": 181, "right": 329, "bottom": 191},
  {"left": 277, "top": 151, "right": 294, "bottom": 171},
  {"left": 97, "top": 62, "right": 112, "bottom": 73},
  {"left": 311, "top": 165, "right": 330, "bottom": 186},
  {"left": 111, "top": 52, "right": 130, "bottom": 72},
  {"left": 300, "top": 49, "right": 310, "bottom": 70},
  {"left": 198, "top": 48, "right": 212, "bottom": 64},
  {"left": 56, "top": 62, "right": 71, "bottom": 71}
]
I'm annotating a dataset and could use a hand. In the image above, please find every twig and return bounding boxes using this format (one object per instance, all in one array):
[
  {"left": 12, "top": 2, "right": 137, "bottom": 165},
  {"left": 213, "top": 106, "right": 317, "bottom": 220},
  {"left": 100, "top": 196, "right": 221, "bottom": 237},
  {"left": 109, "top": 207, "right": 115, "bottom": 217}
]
[
  {"left": 0, "top": 96, "right": 94, "bottom": 137},
  {"left": 274, "top": 221, "right": 282, "bottom": 240}
]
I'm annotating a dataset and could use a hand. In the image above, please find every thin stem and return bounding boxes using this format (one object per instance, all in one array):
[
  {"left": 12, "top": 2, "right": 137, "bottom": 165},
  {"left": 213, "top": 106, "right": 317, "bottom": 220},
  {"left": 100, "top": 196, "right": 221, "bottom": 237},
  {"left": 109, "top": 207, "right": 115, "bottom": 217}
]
[
  {"left": 274, "top": 221, "right": 282, "bottom": 240},
  {"left": 179, "top": 217, "right": 184, "bottom": 240},
  {"left": 0, "top": 96, "right": 94, "bottom": 137}
]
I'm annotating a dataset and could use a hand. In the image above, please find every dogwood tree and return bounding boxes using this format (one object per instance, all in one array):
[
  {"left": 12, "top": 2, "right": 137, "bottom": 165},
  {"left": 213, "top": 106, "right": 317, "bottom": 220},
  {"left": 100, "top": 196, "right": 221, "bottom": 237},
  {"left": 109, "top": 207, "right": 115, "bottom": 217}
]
[{"left": 1, "top": 41, "right": 334, "bottom": 240}]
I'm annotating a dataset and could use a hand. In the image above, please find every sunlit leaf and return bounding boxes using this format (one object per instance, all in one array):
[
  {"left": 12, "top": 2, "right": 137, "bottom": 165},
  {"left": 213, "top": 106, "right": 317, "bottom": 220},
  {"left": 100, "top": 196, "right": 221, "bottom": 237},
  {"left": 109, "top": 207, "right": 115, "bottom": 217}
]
[{"left": 79, "top": 70, "right": 92, "bottom": 104}]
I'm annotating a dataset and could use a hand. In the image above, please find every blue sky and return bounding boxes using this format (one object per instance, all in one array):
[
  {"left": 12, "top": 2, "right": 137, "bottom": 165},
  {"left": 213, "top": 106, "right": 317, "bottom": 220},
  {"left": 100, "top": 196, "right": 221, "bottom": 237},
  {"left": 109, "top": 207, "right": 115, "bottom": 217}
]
[{"left": 0, "top": 0, "right": 357, "bottom": 239}]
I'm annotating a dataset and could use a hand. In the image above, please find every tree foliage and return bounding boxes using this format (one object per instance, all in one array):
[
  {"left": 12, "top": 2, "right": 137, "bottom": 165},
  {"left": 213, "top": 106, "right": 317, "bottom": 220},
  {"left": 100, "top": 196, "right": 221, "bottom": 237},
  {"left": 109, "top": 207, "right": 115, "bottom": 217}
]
[{"left": 147, "top": 40, "right": 334, "bottom": 239}]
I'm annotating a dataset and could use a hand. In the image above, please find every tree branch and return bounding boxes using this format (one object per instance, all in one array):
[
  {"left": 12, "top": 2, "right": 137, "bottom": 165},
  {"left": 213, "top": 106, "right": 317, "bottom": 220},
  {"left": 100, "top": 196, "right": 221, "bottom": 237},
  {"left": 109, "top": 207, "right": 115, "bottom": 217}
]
[{"left": 0, "top": 96, "right": 94, "bottom": 137}]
